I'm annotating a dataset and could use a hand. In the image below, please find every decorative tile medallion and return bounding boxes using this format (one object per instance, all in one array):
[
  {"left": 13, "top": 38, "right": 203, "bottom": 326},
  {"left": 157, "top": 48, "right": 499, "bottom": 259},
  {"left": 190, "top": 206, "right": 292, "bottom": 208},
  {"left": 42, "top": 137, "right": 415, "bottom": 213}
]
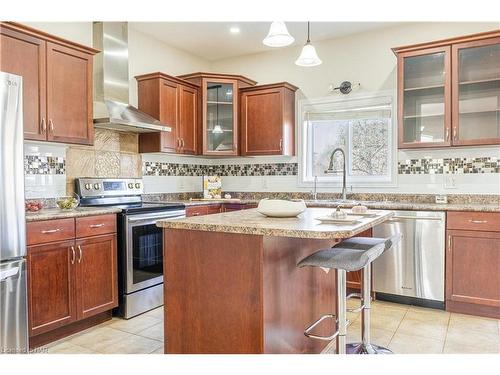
[{"left": 398, "top": 157, "right": 499, "bottom": 175}]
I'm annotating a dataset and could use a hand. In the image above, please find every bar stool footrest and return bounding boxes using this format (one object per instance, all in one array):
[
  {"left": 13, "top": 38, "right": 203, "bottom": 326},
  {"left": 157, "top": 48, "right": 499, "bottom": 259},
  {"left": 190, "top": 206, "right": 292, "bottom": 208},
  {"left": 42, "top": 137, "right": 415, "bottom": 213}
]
[
  {"left": 346, "top": 343, "right": 393, "bottom": 354},
  {"left": 304, "top": 314, "right": 340, "bottom": 341}
]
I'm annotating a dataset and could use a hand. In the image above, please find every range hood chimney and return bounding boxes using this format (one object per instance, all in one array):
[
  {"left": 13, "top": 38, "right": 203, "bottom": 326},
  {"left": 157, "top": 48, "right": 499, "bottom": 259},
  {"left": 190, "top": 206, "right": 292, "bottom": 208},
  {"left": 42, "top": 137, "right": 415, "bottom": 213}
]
[{"left": 92, "top": 22, "right": 171, "bottom": 133}]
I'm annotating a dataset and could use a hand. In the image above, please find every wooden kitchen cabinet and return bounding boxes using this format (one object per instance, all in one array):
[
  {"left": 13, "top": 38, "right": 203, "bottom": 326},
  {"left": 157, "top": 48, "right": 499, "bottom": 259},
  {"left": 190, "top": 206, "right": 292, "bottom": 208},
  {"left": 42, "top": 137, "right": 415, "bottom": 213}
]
[
  {"left": 136, "top": 72, "right": 199, "bottom": 154},
  {"left": 186, "top": 202, "right": 256, "bottom": 217},
  {"left": 27, "top": 240, "right": 77, "bottom": 336},
  {"left": 0, "top": 26, "right": 46, "bottom": 141},
  {"left": 0, "top": 22, "right": 98, "bottom": 145},
  {"left": 75, "top": 234, "right": 118, "bottom": 319},
  {"left": 393, "top": 30, "right": 500, "bottom": 149},
  {"left": 446, "top": 212, "right": 500, "bottom": 319},
  {"left": 240, "top": 82, "right": 298, "bottom": 156},
  {"left": 346, "top": 229, "right": 372, "bottom": 290},
  {"left": 27, "top": 215, "right": 118, "bottom": 343},
  {"left": 178, "top": 72, "right": 257, "bottom": 156}
]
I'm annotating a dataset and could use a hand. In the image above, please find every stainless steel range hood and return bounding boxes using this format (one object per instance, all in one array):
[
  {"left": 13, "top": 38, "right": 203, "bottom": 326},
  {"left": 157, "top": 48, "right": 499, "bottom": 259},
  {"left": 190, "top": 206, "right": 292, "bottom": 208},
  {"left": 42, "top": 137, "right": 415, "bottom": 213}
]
[{"left": 92, "top": 22, "right": 171, "bottom": 133}]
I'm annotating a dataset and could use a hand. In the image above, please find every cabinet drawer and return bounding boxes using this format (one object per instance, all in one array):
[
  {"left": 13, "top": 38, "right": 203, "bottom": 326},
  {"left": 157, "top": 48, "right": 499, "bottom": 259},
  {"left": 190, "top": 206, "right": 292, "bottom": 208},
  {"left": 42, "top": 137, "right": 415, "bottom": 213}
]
[
  {"left": 76, "top": 214, "right": 117, "bottom": 238},
  {"left": 206, "top": 204, "right": 222, "bottom": 215},
  {"left": 186, "top": 206, "right": 208, "bottom": 217},
  {"left": 27, "top": 218, "right": 75, "bottom": 245},
  {"left": 447, "top": 211, "right": 500, "bottom": 232}
]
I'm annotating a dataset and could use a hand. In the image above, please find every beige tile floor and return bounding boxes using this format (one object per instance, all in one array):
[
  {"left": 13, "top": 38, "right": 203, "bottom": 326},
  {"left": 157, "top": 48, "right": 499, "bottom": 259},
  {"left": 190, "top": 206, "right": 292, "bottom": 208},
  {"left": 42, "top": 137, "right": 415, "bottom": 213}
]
[{"left": 45, "top": 300, "right": 500, "bottom": 354}]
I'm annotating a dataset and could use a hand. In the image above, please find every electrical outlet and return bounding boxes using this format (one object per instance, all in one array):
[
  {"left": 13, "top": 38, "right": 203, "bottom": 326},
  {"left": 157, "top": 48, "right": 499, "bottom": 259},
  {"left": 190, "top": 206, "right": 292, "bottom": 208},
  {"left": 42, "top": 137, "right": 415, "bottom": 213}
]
[
  {"left": 444, "top": 175, "right": 456, "bottom": 189},
  {"left": 178, "top": 179, "right": 185, "bottom": 190}
]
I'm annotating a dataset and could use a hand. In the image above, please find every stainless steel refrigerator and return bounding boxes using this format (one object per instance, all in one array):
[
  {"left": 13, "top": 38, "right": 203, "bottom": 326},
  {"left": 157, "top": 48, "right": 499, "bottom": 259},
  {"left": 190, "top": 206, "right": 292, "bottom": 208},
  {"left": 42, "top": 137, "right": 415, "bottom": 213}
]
[{"left": 0, "top": 71, "right": 28, "bottom": 353}]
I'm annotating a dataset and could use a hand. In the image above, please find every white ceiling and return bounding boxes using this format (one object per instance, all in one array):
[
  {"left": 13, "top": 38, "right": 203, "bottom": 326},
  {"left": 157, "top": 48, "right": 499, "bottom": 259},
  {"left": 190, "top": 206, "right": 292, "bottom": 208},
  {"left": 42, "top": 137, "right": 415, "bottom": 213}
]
[{"left": 130, "top": 22, "right": 401, "bottom": 61}]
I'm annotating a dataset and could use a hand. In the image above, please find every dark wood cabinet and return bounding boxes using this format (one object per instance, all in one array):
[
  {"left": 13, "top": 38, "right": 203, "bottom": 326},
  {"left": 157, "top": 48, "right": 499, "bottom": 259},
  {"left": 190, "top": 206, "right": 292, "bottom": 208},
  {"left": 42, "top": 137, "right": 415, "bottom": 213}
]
[
  {"left": 27, "top": 240, "right": 77, "bottom": 336},
  {"left": 0, "top": 26, "right": 46, "bottom": 141},
  {"left": 27, "top": 215, "right": 118, "bottom": 342},
  {"left": 46, "top": 42, "right": 93, "bottom": 144},
  {"left": 0, "top": 22, "right": 97, "bottom": 145},
  {"left": 186, "top": 202, "right": 255, "bottom": 217},
  {"left": 240, "top": 82, "right": 298, "bottom": 156},
  {"left": 178, "top": 72, "right": 257, "bottom": 156},
  {"left": 76, "top": 234, "right": 118, "bottom": 319},
  {"left": 446, "top": 212, "right": 500, "bottom": 319},
  {"left": 136, "top": 72, "right": 199, "bottom": 154},
  {"left": 393, "top": 30, "right": 500, "bottom": 149}
]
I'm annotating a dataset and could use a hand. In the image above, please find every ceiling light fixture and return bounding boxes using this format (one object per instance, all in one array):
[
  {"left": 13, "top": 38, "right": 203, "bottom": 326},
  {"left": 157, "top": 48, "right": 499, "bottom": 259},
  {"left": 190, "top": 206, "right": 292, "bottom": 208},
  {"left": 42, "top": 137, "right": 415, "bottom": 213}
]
[
  {"left": 229, "top": 26, "right": 240, "bottom": 34},
  {"left": 295, "top": 22, "right": 322, "bottom": 67},
  {"left": 262, "top": 21, "right": 294, "bottom": 47}
]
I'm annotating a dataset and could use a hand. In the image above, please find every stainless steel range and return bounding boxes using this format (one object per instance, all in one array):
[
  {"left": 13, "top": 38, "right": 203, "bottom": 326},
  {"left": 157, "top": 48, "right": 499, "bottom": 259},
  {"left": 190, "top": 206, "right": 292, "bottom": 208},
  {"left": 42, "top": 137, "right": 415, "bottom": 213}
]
[{"left": 76, "top": 178, "right": 185, "bottom": 319}]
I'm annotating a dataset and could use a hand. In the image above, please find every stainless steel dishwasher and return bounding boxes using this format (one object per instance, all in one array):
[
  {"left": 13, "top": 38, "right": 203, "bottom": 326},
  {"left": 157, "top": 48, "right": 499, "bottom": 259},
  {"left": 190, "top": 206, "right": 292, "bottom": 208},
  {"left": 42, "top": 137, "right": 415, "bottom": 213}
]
[{"left": 372, "top": 210, "right": 445, "bottom": 308}]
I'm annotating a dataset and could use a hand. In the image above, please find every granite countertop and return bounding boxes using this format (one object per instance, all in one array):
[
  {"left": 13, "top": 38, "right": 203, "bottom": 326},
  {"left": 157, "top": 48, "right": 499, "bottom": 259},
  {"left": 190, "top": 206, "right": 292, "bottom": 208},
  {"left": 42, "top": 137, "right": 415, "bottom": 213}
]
[
  {"left": 303, "top": 200, "right": 500, "bottom": 212},
  {"left": 25, "top": 206, "right": 122, "bottom": 222},
  {"left": 158, "top": 198, "right": 499, "bottom": 212},
  {"left": 157, "top": 207, "right": 394, "bottom": 240}
]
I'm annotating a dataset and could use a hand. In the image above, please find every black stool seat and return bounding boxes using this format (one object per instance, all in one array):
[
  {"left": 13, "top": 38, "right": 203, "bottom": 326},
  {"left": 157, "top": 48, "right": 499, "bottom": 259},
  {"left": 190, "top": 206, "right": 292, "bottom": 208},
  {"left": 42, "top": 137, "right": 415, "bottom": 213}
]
[{"left": 297, "top": 236, "right": 397, "bottom": 272}]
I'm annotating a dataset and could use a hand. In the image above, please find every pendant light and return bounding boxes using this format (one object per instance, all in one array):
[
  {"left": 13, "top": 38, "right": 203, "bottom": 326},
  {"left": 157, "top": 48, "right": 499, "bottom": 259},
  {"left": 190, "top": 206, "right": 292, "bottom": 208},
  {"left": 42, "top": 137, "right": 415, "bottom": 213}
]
[
  {"left": 295, "top": 22, "right": 322, "bottom": 67},
  {"left": 212, "top": 85, "right": 223, "bottom": 134},
  {"left": 262, "top": 21, "right": 294, "bottom": 47}
]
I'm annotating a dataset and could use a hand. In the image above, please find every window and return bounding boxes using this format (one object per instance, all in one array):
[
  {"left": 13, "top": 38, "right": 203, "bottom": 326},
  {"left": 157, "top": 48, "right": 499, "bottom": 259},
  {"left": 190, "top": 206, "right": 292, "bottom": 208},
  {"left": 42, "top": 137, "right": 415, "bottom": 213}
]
[{"left": 300, "top": 94, "right": 395, "bottom": 186}]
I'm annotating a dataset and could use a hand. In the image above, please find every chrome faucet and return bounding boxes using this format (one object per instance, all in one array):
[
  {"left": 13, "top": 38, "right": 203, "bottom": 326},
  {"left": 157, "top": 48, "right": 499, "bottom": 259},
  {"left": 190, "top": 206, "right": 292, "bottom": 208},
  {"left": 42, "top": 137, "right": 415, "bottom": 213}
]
[{"left": 325, "top": 147, "right": 347, "bottom": 201}]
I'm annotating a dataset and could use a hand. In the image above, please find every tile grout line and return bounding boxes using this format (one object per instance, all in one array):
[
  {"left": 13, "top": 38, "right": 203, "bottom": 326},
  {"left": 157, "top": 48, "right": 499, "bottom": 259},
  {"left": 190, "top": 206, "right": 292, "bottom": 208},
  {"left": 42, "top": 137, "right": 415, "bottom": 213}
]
[
  {"left": 441, "top": 312, "right": 452, "bottom": 354},
  {"left": 386, "top": 307, "right": 409, "bottom": 349}
]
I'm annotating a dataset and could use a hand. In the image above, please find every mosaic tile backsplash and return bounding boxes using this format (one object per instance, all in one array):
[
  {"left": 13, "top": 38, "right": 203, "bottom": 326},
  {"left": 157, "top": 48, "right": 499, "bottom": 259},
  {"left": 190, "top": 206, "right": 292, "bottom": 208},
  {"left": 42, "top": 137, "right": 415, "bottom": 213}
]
[
  {"left": 143, "top": 162, "right": 299, "bottom": 176},
  {"left": 398, "top": 157, "right": 499, "bottom": 174},
  {"left": 25, "top": 155, "right": 65, "bottom": 175}
]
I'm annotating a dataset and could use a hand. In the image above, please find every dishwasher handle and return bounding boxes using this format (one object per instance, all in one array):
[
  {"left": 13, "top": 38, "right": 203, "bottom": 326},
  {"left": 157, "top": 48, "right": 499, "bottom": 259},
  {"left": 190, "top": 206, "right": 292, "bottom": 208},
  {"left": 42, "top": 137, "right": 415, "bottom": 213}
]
[{"left": 389, "top": 215, "right": 443, "bottom": 221}]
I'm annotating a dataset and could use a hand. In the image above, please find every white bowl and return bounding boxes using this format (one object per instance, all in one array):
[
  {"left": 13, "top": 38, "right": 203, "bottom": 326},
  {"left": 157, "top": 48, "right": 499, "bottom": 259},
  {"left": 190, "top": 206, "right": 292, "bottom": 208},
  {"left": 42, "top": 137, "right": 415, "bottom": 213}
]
[{"left": 257, "top": 199, "right": 306, "bottom": 218}]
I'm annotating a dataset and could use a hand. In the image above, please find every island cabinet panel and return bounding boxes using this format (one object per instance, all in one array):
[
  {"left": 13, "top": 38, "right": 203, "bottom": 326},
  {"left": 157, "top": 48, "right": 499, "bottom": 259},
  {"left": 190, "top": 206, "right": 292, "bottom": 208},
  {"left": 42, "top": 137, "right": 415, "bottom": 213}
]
[
  {"left": 262, "top": 236, "right": 336, "bottom": 354},
  {"left": 75, "top": 234, "right": 118, "bottom": 319},
  {"left": 0, "top": 27, "right": 46, "bottom": 141},
  {"left": 0, "top": 22, "right": 97, "bottom": 145},
  {"left": 240, "top": 83, "right": 298, "bottom": 156},
  {"left": 136, "top": 72, "right": 199, "bottom": 154},
  {"left": 164, "top": 229, "right": 264, "bottom": 354},
  {"left": 27, "top": 240, "right": 77, "bottom": 336},
  {"left": 164, "top": 229, "right": 337, "bottom": 354},
  {"left": 446, "top": 212, "right": 500, "bottom": 319}
]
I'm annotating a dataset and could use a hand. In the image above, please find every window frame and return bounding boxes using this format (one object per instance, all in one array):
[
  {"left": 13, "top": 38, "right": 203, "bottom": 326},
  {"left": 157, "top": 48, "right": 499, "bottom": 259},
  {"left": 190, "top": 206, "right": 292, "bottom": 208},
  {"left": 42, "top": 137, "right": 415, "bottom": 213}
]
[{"left": 297, "top": 90, "right": 398, "bottom": 188}]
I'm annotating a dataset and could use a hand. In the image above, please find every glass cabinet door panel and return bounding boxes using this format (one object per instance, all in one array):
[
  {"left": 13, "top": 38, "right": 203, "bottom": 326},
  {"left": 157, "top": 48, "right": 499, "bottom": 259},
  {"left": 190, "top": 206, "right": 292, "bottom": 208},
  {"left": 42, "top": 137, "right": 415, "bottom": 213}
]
[
  {"left": 206, "top": 82, "right": 235, "bottom": 152},
  {"left": 404, "top": 52, "right": 445, "bottom": 89},
  {"left": 457, "top": 43, "right": 500, "bottom": 142},
  {"left": 402, "top": 52, "right": 447, "bottom": 144}
]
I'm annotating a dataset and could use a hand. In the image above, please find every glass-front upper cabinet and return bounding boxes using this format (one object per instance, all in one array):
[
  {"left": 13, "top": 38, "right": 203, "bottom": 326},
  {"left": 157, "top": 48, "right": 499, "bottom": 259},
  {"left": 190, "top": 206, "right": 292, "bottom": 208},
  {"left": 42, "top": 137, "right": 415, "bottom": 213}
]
[
  {"left": 398, "top": 47, "right": 451, "bottom": 148},
  {"left": 205, "top": 80, "right": 238, "bottom": 154},
  {"left": 452, "top": 37, "right": 500, "bottom": 145},
  {"left": 177, "top": 72, "right": 257, "bottom": 156}
]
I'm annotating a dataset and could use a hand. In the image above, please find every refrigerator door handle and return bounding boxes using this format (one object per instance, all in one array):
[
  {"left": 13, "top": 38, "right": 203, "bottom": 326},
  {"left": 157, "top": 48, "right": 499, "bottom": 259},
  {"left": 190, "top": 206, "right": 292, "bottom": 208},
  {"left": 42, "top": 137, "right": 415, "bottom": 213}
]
[{"left": 0, "top": 266, "right": 20, "bottom": 282}]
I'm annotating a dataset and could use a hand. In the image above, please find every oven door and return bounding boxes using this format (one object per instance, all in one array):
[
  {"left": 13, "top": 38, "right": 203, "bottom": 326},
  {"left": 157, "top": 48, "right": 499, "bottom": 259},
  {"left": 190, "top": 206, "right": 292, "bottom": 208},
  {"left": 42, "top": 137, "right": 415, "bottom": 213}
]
[{"left": 124, "top": 210, "right": 185, "bottom": 294}]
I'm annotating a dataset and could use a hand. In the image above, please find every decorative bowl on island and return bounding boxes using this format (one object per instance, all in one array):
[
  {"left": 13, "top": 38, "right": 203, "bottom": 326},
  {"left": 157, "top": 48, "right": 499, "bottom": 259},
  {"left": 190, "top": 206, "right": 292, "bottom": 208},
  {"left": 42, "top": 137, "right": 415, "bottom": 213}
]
[
  {"left": 56, "top": 194, "right": 80, "bottom": 210},
  {"left": 257, "top": 199, "right": 306, "bottom": 218}
]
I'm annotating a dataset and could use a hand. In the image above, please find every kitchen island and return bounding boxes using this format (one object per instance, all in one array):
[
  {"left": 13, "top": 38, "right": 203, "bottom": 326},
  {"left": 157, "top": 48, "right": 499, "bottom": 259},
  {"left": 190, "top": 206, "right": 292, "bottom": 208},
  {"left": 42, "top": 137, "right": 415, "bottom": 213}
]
[{"left": 157, "top": 207, "right": 393, "bottom": 354}]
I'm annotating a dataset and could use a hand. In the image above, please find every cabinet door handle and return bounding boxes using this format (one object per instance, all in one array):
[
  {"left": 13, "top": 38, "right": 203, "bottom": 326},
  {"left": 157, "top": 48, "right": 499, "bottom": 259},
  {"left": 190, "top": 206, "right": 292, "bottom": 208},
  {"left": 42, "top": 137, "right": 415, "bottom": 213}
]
[
  {"left": 469, "top": 220, "right": 487, "bottom": 224},
  {"left": 445, "top": 127, "right": 449, "bottom": 142},
  {"left": 181, "top": 138, "right": 185, "bottom": 148},
  {"left": 70, "top": 246, "right": 76, "bottom": 265},
  {"left": 90, "top": 223, "right": 105, "bottom": 228},
  {"left": 77, "top": 245, "right": 83, "bottom": 263},
  {"left": 279, "top": 139, "right": 283, "bottom": 151},
  {"left": 447, "top": 235, "right": 452, "bottom": 253},
  {"left": 192, "top": 212, "right": 200, "bottom": 216},
  {"left": 177, "top": 138, "right": 181, "bottom": 148},
  {"left": 453, "top": 126, "right": 457, "bottom": 140},
  {"left": 41, "top": 228, "right": 60, "bottom": 234},
  {"left": 40, "top": 118, "right": 46, "bottom": 134},
  {"left": 49, "top": 119, "right": 54, "bottom": 134}
]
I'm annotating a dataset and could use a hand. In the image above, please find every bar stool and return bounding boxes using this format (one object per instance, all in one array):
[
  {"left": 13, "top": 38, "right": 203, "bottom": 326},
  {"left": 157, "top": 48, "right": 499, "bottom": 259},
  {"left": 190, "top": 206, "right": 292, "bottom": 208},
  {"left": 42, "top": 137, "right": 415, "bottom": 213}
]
[{"left": 297, "top": 235, "right": 400, "bottom": 354}]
